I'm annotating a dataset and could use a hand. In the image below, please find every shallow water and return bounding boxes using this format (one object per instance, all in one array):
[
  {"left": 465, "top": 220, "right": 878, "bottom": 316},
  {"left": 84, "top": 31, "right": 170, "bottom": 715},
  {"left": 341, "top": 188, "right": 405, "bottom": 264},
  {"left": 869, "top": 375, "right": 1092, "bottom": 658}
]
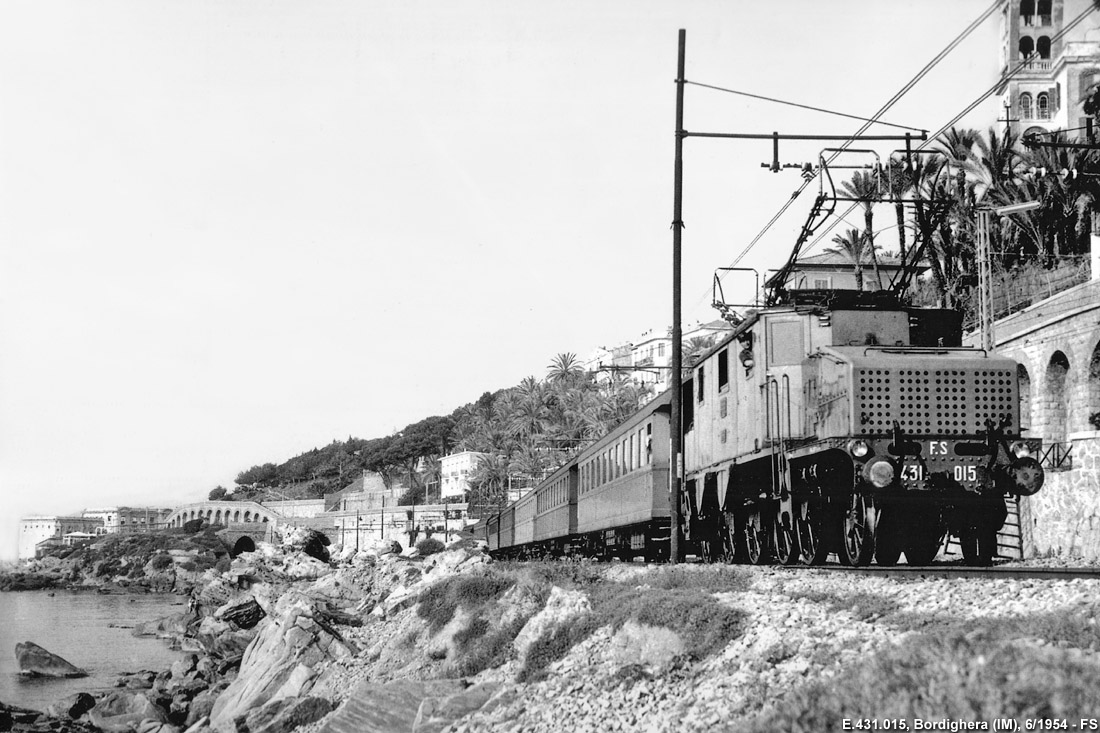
[{"left": 0, "top": 589, "right": 185, "bottom": 712}]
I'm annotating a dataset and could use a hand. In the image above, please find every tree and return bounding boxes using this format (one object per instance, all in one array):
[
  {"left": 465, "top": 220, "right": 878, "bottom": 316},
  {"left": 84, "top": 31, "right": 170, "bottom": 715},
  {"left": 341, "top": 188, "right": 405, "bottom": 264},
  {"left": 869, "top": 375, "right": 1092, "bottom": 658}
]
[
  {"left": 547, "top": 352, "right": 585, "bottom": 385},
  {"left": 840, "top": 169, "right": 884, "bottom": 289},
  {"left": 825, "top": 228, "right": 874, "bottom": 291},
  {"left": 208, "top": 486, "right": 228, "bottom": 501}
]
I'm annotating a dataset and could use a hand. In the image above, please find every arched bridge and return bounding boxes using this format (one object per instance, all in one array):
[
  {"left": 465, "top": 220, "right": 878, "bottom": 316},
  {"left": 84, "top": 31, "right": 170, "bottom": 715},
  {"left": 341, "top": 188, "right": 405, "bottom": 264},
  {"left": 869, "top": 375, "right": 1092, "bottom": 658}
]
[{"left": 164, "top": 501, "right": 280, "bottom": 529}]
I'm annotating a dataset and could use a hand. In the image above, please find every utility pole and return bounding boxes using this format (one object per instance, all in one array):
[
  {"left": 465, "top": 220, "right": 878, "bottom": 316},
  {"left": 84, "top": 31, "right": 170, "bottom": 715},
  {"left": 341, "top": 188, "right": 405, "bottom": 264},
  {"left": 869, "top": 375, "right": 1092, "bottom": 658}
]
[
  {"left": 669, "top": 29, "right": 686, "bottom": 564},
  {"left": 976, "top": 208, "right": 995, "bottom": 352}
]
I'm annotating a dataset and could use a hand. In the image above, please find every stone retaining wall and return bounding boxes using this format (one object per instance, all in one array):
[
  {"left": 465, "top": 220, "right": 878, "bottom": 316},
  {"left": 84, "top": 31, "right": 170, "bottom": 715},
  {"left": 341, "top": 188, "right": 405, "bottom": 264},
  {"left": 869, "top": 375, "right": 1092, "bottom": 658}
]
[{"left": 1022, "top": 431, "right": 1100, "bottom": 559}]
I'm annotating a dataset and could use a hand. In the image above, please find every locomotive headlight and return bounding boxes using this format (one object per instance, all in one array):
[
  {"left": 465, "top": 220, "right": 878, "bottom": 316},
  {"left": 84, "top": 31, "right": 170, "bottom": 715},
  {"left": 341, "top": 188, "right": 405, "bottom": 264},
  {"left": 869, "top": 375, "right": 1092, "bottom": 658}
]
[
  {"left": 1010, "top": 441, "right": 1032, "bottom": 459},
  {"left": 862, "top": 456, "right": 896, "bottom": 488},
  {"left": 848, "top": 439, "right": 871, "bottom": 458}
]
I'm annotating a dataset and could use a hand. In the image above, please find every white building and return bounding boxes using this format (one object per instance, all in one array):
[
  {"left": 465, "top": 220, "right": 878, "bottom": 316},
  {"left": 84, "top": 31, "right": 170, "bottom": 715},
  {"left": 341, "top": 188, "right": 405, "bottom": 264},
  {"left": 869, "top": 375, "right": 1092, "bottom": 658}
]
[
  {"left": 82, "top": 506, "right": 173, "bottom": 534},
  {"left": 440, "top": 451, "right": 486, "bottom": 501},
  {"left": 999, "top": 0, "right": 1100, "bottom": 140},
  {"left": 18, "top": 515, "right": 103, "bottom": 560}
]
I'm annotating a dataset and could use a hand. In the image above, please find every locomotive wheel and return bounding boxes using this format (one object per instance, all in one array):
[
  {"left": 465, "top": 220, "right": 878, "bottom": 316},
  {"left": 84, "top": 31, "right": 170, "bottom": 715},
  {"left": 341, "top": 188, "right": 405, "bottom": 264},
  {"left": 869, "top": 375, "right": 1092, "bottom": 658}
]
[
  {"left": 773, "top": 510, "right": 799, "bottom": 566},
  {"left": 794, "top": 501, "right": 828, "bottom": 566},
  {"left": 838, "top": 492, "right": 876, "bottom": 567},
  {"left": 720, "top": 510, "right": 745, "bottom": 564},
  {"left": 874, "top": 508, "right": 902, "bottom": 567},
  {"left": 743, "top": 506, "right": 771, "bottom": 565}
]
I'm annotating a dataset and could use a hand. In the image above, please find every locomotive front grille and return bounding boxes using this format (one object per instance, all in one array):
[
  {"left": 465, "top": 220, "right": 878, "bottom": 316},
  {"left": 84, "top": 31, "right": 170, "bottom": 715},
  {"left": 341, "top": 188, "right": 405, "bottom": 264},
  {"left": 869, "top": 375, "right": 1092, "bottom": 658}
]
[{"left": 857, "top": 367, "right": 1016, "bottom": 437}]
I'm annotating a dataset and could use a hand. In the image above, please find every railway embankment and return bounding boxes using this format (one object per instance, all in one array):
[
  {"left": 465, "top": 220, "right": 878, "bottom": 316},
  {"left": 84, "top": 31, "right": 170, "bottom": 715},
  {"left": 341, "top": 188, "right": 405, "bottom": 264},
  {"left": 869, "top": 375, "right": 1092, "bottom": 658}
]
[{"left": 6, "top": 539, "right": 1100, "bottom": 733}]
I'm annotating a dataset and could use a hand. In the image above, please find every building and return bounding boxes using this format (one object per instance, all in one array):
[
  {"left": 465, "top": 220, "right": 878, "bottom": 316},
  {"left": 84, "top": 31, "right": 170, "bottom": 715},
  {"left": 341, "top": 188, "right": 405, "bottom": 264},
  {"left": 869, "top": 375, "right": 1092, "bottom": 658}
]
[
  {"left": 82, "top": 506, "right": 174, "bottom": 534},
  {"left": 18, "top": 515, "right": 104, "bottom": 560},
  {"left": 780, "top": 252, "right": 913, "bottom": 292},
  {"left": 440, "top": 451, "right": 486, "bottom": 501},
  {"left": 999, "top": 0, "right": 1100, "bottom": 140},
  {"left": 585, "top": 320, "right": 732, "bottom": 390}
]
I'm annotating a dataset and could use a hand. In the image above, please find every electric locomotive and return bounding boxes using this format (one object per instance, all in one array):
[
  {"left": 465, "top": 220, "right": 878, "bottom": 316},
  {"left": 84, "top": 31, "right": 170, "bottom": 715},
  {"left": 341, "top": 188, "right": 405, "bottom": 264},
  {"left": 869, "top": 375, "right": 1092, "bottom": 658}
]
[{"left": 681, "top": 289, "right": 1045, "bottom": 567}]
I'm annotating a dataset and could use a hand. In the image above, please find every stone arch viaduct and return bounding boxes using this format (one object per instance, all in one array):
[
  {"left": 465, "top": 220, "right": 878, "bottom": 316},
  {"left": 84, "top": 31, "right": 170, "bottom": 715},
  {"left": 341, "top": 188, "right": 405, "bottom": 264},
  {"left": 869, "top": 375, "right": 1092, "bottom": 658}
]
[{"left": 164, "top": 501, "right": 280, "bottom": 529}]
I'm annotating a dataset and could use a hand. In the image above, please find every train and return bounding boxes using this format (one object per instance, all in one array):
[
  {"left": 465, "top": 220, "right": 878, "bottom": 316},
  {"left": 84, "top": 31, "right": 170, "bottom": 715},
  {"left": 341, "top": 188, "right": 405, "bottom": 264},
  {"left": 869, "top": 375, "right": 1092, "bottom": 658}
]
[{"left": 483, "top": 289, "right": 1045, "bottom": 566}]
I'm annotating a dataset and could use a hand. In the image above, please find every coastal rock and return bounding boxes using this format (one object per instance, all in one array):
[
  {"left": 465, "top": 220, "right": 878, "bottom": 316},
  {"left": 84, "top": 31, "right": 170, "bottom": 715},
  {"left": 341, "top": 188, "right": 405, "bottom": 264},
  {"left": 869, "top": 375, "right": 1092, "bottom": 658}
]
[
  {"left": 207, "top": 591, "right": 355, "bottom": 733},
  {"left": 411, "top": 682, "right": 502, "bottom": 733},
  {"left": 15, "top": 641, "right": 87, "bottom": 678},
  {"left": 242, "top": 696, "right": 334, "bottom": 733},
  {"left": 318, "top": 679, "right": 466, "bottom": 733},
  {"left": 195, "top": 616, "right": 257, "bottom": 660},
  {"left": 279, "top": 528, "right": 330, "bottom": 563},
  {"left": 133, "top": 612, "right": 193, "bottom": 640},
  {"left": 47, "top": 692, "right": 96, "bottom": 720},
  {"left": 281, "top": 554, "right": 332, "bottom": 580},
  {"left": 87, "top": 691, "right": 167, "bottom": 733},
  {"left": 184, "top": 682, "right": 229, "bottom": 727},
  {"left": 216, "top": 598, "right": 265, "bottom": 630},
  {"left": 360, "top": 539, "right": 402, "bottom": 558}
]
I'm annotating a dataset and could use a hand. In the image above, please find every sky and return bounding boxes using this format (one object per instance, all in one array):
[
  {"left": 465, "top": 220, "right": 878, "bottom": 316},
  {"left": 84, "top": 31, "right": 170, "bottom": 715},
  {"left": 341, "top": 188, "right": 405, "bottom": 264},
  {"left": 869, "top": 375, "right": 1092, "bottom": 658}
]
[{"left": 0, "top": 0, "right": 1006, "bottom": 560}]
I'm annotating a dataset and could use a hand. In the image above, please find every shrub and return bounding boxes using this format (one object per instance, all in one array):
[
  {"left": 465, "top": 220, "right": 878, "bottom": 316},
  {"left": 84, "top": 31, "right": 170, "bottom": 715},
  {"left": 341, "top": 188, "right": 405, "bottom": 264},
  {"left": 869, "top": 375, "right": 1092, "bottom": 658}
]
[
  {"left": 645, "top": 565, "right": 750, "bottom": 593},
  {"left": 150, "top": 554, "right": 174, "bottom": 571},
  {"left": 415, "top": 537, "right": 446, "bottom": 556},
  {"left": 215, "top": 556, "right": 231, "bottom": 573},
  {"left": 518, "top": 584, "right": 747, "bottom": 682},
  {"left": 519, "top": 614, "right": 602, "bottom": 682},
  {"left": 416, "top": 572, "right": 515, "bottom": 631},
  {"left": 451, "top": 614, "right": 531, "bottom": 677},
  {"left": 744, "top": 623, "right": 1100, "bottom": 731}
]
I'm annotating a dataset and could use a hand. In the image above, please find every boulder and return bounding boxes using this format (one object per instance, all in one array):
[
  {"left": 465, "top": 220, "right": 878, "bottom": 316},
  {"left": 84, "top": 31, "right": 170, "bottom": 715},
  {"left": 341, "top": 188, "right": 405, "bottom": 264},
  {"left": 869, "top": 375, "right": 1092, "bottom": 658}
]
[
  {"left": 318, "top": 679, "right": 465, "bottom": 733},
  {"left": 87, "top": 691, "right": 167, "bottom": 733},
  {"left": 133, "top": 612, "right": 193, "bottom": 639},
  {"left": 242, "top": 696, "right": 334, "bottom": 733},
  {"left": 412, "top": 682, "right": 502, "bottom": 733},
  {"left": 279, "top": 528, "right": 330, "bottom": 563},
  {"left": 194, "top": 616, "right": 257, "bottom": 660},
  {"left": 215, "top": 598, "right": 265, "bottom": 630},
  {"left": 47, "top": 692, "right": 96, "bottom": 720},
  {"left": 361, "top": 539, "right": 402, "bottom": 558},
  {"left": 281, "top": 554, "right": 332, "bottom": 580},
  {"left": 15, "top": 641, "right": 87, "bottom": 678}
]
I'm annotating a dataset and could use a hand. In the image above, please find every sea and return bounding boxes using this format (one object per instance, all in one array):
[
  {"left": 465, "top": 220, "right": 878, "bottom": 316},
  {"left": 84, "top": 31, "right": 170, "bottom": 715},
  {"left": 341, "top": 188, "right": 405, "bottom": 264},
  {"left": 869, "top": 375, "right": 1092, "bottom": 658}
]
[{"left": 0, "top": 589, "right": 186, "bottom": 712}]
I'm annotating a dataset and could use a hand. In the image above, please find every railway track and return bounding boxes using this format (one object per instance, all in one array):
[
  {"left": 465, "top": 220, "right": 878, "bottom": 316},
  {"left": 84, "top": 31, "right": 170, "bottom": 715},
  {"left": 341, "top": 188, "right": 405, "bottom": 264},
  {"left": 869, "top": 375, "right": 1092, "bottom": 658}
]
[{"left": 779, "top": 562, "right": 1100, "bottom": 581}]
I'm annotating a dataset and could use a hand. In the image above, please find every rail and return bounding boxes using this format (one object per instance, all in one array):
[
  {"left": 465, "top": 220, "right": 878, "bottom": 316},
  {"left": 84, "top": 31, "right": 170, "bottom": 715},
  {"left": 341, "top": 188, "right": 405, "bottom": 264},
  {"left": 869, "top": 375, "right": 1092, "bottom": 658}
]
[{"left": 1039, "top": 441, "right": 1073, "bottom": 471}]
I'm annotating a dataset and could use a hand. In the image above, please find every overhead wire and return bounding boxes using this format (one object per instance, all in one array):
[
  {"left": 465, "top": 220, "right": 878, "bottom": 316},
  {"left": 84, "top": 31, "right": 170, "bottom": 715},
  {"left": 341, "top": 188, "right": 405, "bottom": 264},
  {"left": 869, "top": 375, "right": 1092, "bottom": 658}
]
[
  {"left": 722, "top": 0, "right": 1002, "bottom": 271},
  {"left": 799, "top": 2, "right": 1100, "bottom": 259},
  {"left": 681, "top": 81, "right": 927, "bottom": 133}
]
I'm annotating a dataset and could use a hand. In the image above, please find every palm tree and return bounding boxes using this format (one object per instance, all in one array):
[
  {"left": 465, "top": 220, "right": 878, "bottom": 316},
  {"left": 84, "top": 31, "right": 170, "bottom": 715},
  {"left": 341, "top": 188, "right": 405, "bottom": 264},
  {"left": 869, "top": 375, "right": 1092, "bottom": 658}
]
[
  {"left": 825, "top": 228, "right": 873, "bottom": 291},
  {"left": 547, "top": 352, "right": 585, "bottom": 384},
  {"left": 882, "top": 159, "right": 910, "bottom": 263},
  {"left": 840, "top": 170, "right": 884, "bottom": 289},
  {"left": 468, "top": 453, "right": 512, "bottom": 515},
  {"left": 682, "top": 336, "right": 715, "bottom": 366}
]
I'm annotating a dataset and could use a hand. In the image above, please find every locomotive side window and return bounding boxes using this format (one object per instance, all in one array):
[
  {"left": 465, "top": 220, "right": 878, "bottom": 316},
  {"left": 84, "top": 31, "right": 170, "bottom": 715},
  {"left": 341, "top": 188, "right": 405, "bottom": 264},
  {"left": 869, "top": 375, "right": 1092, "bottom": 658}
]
[
  {"left": 768, "top": 320, "right": 805, "bottom": 366},
  {"left": 718, "top": 349, "right": 729, "bottom": 391}
]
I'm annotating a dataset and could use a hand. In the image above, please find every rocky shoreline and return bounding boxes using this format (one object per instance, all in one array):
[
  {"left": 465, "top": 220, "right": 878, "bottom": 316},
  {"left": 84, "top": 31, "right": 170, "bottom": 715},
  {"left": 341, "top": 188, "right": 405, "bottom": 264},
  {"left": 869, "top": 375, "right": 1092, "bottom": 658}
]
[{"left": 4, "top": 532, "right": 1100, "bottom": 733}]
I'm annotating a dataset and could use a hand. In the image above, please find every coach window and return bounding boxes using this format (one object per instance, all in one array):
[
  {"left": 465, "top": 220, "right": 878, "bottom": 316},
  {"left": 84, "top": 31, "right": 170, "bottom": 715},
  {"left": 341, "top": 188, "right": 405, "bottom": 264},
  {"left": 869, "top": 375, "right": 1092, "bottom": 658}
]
[
  {"left": 718, "top": 349, "right": 729, "bottom": 391},
  {"left": 697, "top": 364, "right": 705, "bottom": 403}
]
